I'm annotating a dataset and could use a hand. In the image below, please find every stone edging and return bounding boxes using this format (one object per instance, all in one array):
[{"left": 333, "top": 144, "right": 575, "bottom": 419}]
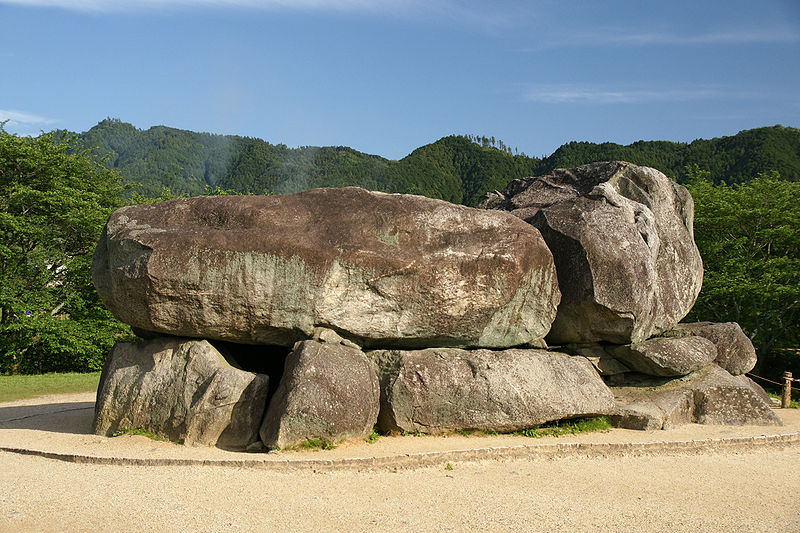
[{"left": 2, "top": 431, "right": 799, "bottom": 472}]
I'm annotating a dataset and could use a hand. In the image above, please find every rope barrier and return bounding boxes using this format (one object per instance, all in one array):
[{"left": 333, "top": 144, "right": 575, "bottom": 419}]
[
  {"left": 746, "top": 372, "right": 800, "bottom": 395},
  {"left": 746, "top": 373, "right": 784, "bottom": 386}
]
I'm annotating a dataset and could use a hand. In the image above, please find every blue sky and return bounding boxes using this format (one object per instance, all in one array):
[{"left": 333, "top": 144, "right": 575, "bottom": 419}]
[{"left": 1, "top": 0, "right": 798, "bottom": 159}]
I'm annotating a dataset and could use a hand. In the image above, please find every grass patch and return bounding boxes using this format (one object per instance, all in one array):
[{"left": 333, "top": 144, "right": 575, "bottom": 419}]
[
  {"left": 445, "top": 418, "right": 611, "bottom": 439},
  {"left": 0, "top": 372, "right": 101, "bottom": 403},
  {"left": 767, "top": 392, "right": 800, "bottom": 408},
  {"left": 512, "top": 416, "right": 612, "bottom": 439},
  {"left": 367, "top": 429, "right": 381, "bottom": 443},
  {"left": 450, "top": 428, "right": 497, "bottom": 437},
  {"left": 111, "top": 427, "right": 176, "bottom": 443},
  {"left": 293, "top": 438, "right": 337, "bottom": 450}
]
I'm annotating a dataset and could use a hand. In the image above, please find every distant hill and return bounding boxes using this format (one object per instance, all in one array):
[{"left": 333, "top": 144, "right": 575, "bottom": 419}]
[
  {"left": 66, "top": 119, "right": 800, "bottom": 205},
  {"left": 539, "top": 125, "right": 800, "bottom": 185}
]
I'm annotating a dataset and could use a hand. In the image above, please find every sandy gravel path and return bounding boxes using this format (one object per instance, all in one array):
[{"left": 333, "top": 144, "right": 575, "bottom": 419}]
[{"left": 1, "top": 393, "right": 800, "bottom": 532}]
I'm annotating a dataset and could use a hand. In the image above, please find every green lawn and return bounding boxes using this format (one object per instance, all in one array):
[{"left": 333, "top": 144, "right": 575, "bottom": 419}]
[{"left": 0, "top": 372, "right": 101, "bottom": 403}]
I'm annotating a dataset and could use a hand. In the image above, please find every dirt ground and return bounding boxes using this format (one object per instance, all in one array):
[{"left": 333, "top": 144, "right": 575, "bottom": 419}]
[{"left": 1, "top": 392, "right": 799, "bottom": 532}]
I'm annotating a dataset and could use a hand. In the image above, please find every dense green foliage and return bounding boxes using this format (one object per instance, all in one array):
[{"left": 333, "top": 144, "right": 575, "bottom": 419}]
[
  {"left": 73, "top": 120, "right": 800, "bottom": 205},
  {"left": 0, "top": 125, "right": 132, "bottom": 374},
  {"left": 538, "top": 125, "right": 800, "bottom": 185},
  {"left": 60, "top": 118, "right": 231, "bottom": 198},
  {"left": 72, "top": 120, "right": 544, "bottom": 205},
  {"left": 389, "top": 136, "right": 540, "bottom": 205},
  {"left": 686, "top": 169, "right": 800, "bottom": 379}
]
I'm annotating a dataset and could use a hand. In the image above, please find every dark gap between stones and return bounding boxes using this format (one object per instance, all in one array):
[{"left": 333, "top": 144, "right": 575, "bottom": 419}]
[{"left": 209, "top": 340, "right": 290, "bottom": 401}]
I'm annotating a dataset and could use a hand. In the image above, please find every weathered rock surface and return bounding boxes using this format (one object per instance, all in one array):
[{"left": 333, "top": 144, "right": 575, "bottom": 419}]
[
  {"left": 692, "top": 366, "right": 781, "bottom": 426},
  {"left": 608, "top": 336, "right": 718, "bottom": 377},
  {"left": 94, "top": 188, "right": 560, "bottom": 349},
  {"left": 611, "top": 386, "right": 695, "bottom": 431},
  {"left": 480, "top": 161, "right": 703, "bottom": 345},
  {"left": 565, "top": 344, "right": 630, "bottom": 376},
  {"left": 610, "top": 365, "right": 783, "bottom": 429},
  {"left": 93, "top": 338, "right": 270, "bottom": 449},
  {"left": 369, "top": 347, "right": 615, "bottom": 434},
  {"left": 91, "top": 176, "right": 767, "bottom": 440},
  {"left": 260, "top": 333, "right": 380, "bottom": 449},
  {"left": 663, "top": 322, "right": 757, "bottom": 375}
]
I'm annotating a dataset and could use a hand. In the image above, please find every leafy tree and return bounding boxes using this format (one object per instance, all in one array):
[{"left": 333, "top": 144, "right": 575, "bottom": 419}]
[
  {"left": 0, "top": 124, "right": 132, "bottom": 373},
  {"left": 685, "top": 168, "right": 800, "bottom": 378}
]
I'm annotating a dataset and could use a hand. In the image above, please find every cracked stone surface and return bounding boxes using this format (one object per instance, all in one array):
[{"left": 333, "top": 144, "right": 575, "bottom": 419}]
[
  {"left": 93, "top": 338, "right": 270, "bottom": 449},
  {"left": 369, "top": 347, "right": 615, "bottom": 434},
  {"left": 610, "top": 364, "right": 783, "bottom": 429},
  {"left": 662, "top": 321, "right": 757, "bottom": 375},
  {"left": 260, "top": 335, "right": 380, "bottom": 450},
  {"left": 607, "top": 335, "right": 718, "bottom": 377},
  {"left": 94, "top": 187, "right": 560, "bottom": 349},
  {"left": 481, "top": 161, "right": 703, "bottom": 344}
]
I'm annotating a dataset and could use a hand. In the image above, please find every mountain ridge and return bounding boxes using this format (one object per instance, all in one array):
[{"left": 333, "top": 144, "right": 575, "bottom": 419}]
[{"left": 66, "top": 119, "right": 800, "bottom": 205}]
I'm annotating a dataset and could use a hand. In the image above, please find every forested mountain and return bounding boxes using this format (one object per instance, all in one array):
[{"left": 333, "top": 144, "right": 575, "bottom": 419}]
[
  {"left": 68, "top": 119, "right": 800, "bottom": 205},
  {"left": 540, "top": 125, "right": 800, "bottom": 185}
]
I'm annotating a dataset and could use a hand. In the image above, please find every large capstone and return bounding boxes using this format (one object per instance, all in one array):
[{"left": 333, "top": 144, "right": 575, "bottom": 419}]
[
  {"left": 480, "top": 161, "right": 703, "bottom": 345},
  {"left": 93, "top": 188, "right": 560, "bottom": 349},
  {"left": 260, "top": 331, "right": 380, "bottom": 449},
  {"left": 93, "top": 338, "right": 270, "bottom": 449},
  {"left": 369, "top": 347, "right": 615, "bottom": 434}
]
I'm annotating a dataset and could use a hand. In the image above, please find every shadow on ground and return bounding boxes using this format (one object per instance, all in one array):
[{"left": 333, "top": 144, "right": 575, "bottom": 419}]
[{"left": 0, "top": 402, "right": 95, "bottom": 435}]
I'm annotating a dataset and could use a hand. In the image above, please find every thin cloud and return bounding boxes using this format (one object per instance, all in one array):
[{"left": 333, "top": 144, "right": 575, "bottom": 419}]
[
  {"left": 521, "top": 85, "right": 734, "bottom": 105},
  {"left": 0, "top": 0, "right": 524, "bottom": 31},
  {"left": 0, "top": 0, "right": 433, "bottom": 14},
  {"left": 0, "top": 109, "right": 57, "bottom": 135},
  {"left": 599, "top": 29, "right": 800, "bottom": 46},
  {"left": 535, "top": 28, "right": 800, "bottom": 49}
]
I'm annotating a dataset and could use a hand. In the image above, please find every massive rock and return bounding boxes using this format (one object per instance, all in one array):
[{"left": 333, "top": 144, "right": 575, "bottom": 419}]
[
  {"left": 607, "top": 335, "right": 718, "bottom": 377},
  {"left": 90, "top": 175, "right": 768, "bottom": 443},
  {"left": 93, "top": 338, "right": 270, "bottom": 449},
  {"left": 662, "top": 322, "right": 757, "bottom": 376},
  {"left": 610, "top": 365, "right": 783, "bottom": 430},
  {"left": 260, "top": 330, "right": 380, "bottom": 449},
  {"left": 369, "top": 347, "right": 615, "bottom": 434},
  {"left": 93, "top": 188, "right": 560, "bottom": 349},
  {"left": 480, "top": 161, "right": 703, "bottom": 345}
]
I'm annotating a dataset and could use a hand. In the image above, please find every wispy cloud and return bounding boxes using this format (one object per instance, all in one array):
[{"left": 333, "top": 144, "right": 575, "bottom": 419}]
[
  {"left": 536, "top": 28, "right": 800, "bottom": 49},
  {"left": 0, "top": 109, "right": 57, "bottom": 135},
  {"left": 0, "top": 0, "right": 525, "bottom": 31},
  {"left": 600, "top": 29, "right": 799, "bottom": 46},
  {"left": 0, "top": 0, "right": 432, "bottom": 14},
  {"left": 521, "top": 84, "right": 747, "bottom": 105}
]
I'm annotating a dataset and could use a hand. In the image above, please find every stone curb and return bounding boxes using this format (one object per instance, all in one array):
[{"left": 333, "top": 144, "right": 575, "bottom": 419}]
[{"left": 3, "top": 431, "right": 799, "bottom": 472}]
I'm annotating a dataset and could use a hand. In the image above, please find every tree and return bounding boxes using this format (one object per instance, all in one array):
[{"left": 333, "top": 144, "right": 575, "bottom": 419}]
[
  {"left": 685, "top": 168, "right": 800, "bottom": 377},
  {"left": 0, "top": 124, "right": 132, "bottom": 373}
]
